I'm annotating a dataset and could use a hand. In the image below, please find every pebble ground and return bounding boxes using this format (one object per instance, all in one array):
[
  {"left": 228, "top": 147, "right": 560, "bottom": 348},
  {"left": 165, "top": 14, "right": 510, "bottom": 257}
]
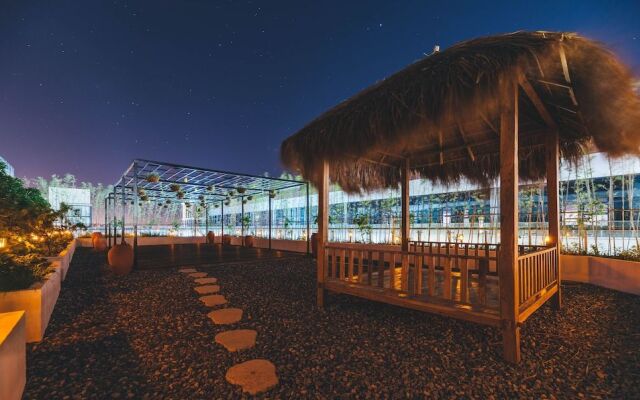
[{"left": 24, "top": 248, "right": 640, "bottom": 399}]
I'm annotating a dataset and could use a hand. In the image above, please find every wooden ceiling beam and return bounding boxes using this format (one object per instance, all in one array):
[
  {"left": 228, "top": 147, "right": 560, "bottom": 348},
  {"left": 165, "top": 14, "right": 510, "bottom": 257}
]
[{"left": 519, "top": 77, "right": 559, "bottom": 131}]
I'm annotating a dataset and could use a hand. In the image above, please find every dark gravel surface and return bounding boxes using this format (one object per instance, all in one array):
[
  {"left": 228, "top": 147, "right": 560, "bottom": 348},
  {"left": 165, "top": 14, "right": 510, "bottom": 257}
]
[{"left": 24, "top": 247, "right": 640, "bottom": 399}]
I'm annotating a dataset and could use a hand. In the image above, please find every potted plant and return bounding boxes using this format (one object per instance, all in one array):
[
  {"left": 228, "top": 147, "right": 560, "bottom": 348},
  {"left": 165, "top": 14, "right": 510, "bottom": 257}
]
[
  {"left": 176, "top": 191, "right": 185, "bottom": 199},
  {"left": 146, "top": 173, "right": 160, "bottom": 183},
  {"left": 237, "top": 187, "right": 246, "bottom": 194},
  {"left": 169, "top": 183, "right": 181, "bottom": 192},
  {"left": 206, "top": 185, "right": 214, "bottom": 192}
]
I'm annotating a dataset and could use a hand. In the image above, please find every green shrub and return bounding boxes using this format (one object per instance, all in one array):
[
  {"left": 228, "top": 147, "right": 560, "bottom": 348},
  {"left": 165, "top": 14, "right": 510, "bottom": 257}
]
[{"left": 0, "top": 253, "right": 53, "bottom": 291}]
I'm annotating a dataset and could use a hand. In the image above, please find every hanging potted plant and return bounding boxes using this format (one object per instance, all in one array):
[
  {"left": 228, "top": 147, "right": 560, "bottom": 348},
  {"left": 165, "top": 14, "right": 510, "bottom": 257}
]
[
  {"left": 138, "top": 189, "right": 146, "bottom": 197},
  {"left": 198, "top": 194, "right": 205, "bottom": 201},
  {"left": 237, "top": 187, "right": 246, "bottom": 194},
  {"left": 228, "top": 190, "right": 235, "bottom": 197},
  {"left": 146, "top": 173, "right": 160, "bottom": 183},
  {"left": 224, "top": 200, "right": 230, "bottom": 206},
  {"left": 185, "top": 202, "right": 191, "bottom": 208},
  {"left": 269, "top": 190, "right": 276, "bottom": 199},
  {"left": 140, "top": 195, "right": 149, "bottom": 202},
  {"left": 165, "top": 199, "right": 172, "bottom": 204},
  {"left": 206, "top": 185, "right": 214, "bottom": 192},
  {"left": 247, "top": 195, "right": 253, "bottom": 201},
  {"left": 242, "top": 199, "right": 248, "bottom": 205},
  {"left": 169, "top": 183, "right": 181, "bottom": 192},
  {"left": 176, "top": 191, "right": 185, "bottom": 199},
  {"left": 214, "top": 204, "right": 219, "bottom": 208}
]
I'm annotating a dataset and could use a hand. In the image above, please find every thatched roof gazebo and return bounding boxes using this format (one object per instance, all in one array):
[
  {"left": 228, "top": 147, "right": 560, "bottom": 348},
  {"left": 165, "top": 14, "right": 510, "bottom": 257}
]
[{"left": 280, "top": 31, "right": 640, "bottom": 362}]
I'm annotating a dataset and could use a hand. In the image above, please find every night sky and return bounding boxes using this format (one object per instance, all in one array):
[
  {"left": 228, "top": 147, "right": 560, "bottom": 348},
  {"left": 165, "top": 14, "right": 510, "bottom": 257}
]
[{"left": 1, "top": 1, "right": 638, "bottom": 184}]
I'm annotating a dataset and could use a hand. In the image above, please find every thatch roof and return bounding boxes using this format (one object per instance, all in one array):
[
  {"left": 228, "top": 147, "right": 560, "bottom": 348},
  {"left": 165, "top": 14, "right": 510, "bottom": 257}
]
[{"left": 281, "top": 31, "right": 640, "bottom": 192}]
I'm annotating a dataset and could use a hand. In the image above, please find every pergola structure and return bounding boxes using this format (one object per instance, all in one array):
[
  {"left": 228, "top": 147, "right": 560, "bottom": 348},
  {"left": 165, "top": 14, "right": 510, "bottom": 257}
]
[
  {"left": 107, "top": 159, "right": 310, "bottom": 261},
  {"left": 281, "top": 32, "right": 640, "bottom": 362}
]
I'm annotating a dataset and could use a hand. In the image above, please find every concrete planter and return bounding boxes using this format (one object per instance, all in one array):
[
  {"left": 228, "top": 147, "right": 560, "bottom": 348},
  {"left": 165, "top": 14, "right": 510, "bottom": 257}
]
[
  {"left": 78, "top": 236, "right": 206, "bottom": 247},
  {"left": 44, "top": 239, "right": 76, "bottom": 282},
  {"left": 561, "top": 254, "right": 640, "bottom": 295},
  {"left": 0, "top": 266, "right": 61, "bottom": 342},
  {"left": 0, "top": 311, "right": 26, "bottom": 400}
]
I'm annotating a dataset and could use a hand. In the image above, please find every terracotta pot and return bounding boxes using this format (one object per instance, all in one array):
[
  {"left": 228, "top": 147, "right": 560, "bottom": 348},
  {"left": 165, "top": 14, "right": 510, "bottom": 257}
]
[
  {"left": 108, "top": 242, "right": 134, "bottom": 275},
  {"left": 91, "top": 232, "right": 103, "bottom": 241},
  {"left": 222, "top": 235, "right": 232, "bottom": 245},
  {"left": 207, "top": 231, "right": 216, "bottom": 244},
  {"left": 311, "top": 233, "right": 318, "bottom": 258},
  {"left": 244, "top": 235, "right": 254, "bottom": 247},
  {"left": 93, "top": 237, "right": 107, "bottom": 251}
]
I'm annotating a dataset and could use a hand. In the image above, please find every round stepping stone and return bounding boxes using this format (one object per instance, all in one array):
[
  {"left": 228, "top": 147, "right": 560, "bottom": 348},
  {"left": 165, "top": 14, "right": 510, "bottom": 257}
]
[
  {"left": 188, "top": 272, "right": 207, "bottom": 278},
  {"left": 194, "top": 285, "right": 220, "bottom": 295},
  {"left": 215, "top": 329, "right": 257, "bottom": 352},
  {"left": 200, "top": 294, "right": 227, "bottom": 307},
  {"left": 225, "top": 359, "right": 278, "bottom": 395},
  {"left": 208, "top": 308, "right": 243, "bottom": 324},
  {"left": 178, "top": 268, "right": 197, "bottom": 273},
  {"left": 194, "top": 277, "right": 217, "bottom": 284}
]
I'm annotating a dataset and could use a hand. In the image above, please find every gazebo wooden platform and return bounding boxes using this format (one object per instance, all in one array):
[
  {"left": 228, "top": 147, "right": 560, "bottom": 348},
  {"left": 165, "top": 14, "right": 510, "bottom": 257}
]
[{"left": 281, "top": 32, "right": 640, "bottom": 362}]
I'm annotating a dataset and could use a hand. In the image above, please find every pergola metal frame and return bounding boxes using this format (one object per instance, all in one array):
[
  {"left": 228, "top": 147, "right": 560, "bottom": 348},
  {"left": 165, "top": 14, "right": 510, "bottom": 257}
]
[{"left": 107, "top": 159, "right": 310, "bottom": 263}]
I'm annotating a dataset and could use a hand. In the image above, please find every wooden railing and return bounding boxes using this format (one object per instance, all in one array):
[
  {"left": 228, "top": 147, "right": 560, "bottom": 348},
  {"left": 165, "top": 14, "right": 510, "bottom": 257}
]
[
  {"left": 517, "top": 246, "right": 558, "bottom": 308},
  {"left": 324, "top": 241, "right": 503, "bottom": 309}
]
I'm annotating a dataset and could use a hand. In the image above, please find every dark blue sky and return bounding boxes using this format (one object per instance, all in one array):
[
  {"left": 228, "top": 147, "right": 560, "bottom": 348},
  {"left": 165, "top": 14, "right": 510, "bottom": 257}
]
[{"left": 1, "top": 0, "right": 638, "bottom": 184}]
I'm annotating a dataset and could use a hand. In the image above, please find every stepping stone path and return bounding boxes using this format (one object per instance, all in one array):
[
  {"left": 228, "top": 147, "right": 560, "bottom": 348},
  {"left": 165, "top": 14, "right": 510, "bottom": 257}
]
[
  {"left": 180, "top": 268, "right": 279, "bottom": 394},
  {"left": 194, "top": 285, "right": 220, "bottom": 295},
  {"left": 225, "top": 359, "right": 279, "bottom": 395},
  {"left": 200, "top": 294, "right": 227, "bottom": 307},
  {"left": 194, "top": 277, "right": 217, "bottom": 284},
  {"left": 215, "top": 329, "right": 257, "bottom": 352},
  {"left": 208, "top": 308, "right": 243, "bottom": 324}
]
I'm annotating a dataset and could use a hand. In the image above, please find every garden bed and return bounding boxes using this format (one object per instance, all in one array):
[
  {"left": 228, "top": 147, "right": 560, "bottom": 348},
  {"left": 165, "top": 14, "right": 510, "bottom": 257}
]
[
  {"left": 0, "top": 266, "right": 61, "bottom": 343},
  {"left": 0, "top": 311, "right": 26, "bottom": 400},
  {"left": 23, "top": 248, "right": 640, "bottom": 398},
  {"left": 44, "top": 239, "right": 77, "bottom": 282}
]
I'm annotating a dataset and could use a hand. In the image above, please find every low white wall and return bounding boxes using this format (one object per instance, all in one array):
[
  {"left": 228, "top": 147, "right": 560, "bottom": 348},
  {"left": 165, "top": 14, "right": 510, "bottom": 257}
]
[
  {"left": 0, "top": 267, "right": 61, "bottom": 342},
  {"left": 562, "top": 255, "right": 640, "bottom": 295},
  {"left": 0, "top": 311, "right": 26, "bottom": 400},
  {"left": 78, "top": 236, "right": 206, "bottom": 247}
]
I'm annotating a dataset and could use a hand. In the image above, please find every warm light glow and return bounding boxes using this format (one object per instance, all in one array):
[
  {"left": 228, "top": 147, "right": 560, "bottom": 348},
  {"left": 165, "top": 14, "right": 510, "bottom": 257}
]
[
  {"left": 0, "top": 237, "right": 6, "bottom": 249},
  {"left": 545, "top": 235, "right": 552, "bottom": 244}
]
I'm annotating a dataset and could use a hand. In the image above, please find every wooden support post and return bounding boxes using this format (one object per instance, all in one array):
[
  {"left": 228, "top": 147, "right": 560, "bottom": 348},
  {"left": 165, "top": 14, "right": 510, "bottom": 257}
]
[
  {"left": 401, "top": 158, "right": 410, "bottom": 291},
  {"left": 546, "top": 129, "right": 562, "bottom": 310},
  {"left": 317, "top": 160, "right": 329, "bottom": 308},
  {"left": 499, "top": 77, "right": 521, "bottom": 363}
]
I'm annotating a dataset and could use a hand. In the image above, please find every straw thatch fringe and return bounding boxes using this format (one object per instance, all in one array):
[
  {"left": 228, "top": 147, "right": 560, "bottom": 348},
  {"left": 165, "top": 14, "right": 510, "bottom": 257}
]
[{"left": 281, "top": 31, "right": 640, "bottom": 193}]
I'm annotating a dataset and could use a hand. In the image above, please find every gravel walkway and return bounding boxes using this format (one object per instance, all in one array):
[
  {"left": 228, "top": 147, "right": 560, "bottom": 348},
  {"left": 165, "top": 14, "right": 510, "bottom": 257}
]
[{"left": 24, "top": 248, "right": 640, "bottom": 398}]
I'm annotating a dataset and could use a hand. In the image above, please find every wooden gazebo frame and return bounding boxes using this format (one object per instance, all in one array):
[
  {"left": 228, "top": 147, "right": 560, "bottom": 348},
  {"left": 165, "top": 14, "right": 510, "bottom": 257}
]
[{"left": 281, "top": 32, "right": 640, "bottom": 362}]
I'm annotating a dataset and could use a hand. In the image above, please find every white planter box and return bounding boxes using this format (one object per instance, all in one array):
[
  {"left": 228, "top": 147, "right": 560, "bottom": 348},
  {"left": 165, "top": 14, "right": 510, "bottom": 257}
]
[
  {"left": 44, "top": 239, "right": 76, "bottom": 282},
  {"left": 0, "top": 266, "right": 61, "bottom": 342},
  {"left": 0, "top": 311, "right": 26, "bottom": 400},
  {"left": 562, "top": 254, "right": 640, "bottom": 295}
]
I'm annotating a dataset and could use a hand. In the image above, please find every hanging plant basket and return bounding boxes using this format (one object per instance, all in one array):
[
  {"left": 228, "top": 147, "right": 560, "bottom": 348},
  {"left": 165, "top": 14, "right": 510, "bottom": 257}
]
[
  {"left": 146, "top": 174, "right": 160, "bottom": 183},
  {"left": 130, "top": 201, "right": 135, "bottom": 205},
  {"left": 242, "top": 199, "right": 248, "bottom": 205},
  {"left": 247, "top": 195, "right": 253, "bottom": 201},
  {"left": 176, "top": 191, "right": 185, "bottom": 199},
  {"left": 169, "top": 183, "right": 181, "bottom": 192},
  {"left": 163, "top": 204, "right": 168, "bottom": 209},
  {"left": 228, "top": 190, "right": 235, "bottom": 197},
  {"left": 140, "top": 195, "right": 149, "bottom": 202},
  {"left": 198, "top": 195, "right": 205, "bottom": 201},
  {"left": 165, "top": 199, "right": 172, "bottom": 204},
  {"left": 185, "top": 203, "right": 191, "bottom": 208},
  {"left": 269, "top": 193, "right": 276, "bottom": 199},
  {"left": 138, "top": 189, "right": 146, "bottom": 197},
  {"left": 158, "top": 202, "right": 163, "bottom": 207},
  {"left": 237, "top": 187, "right": 246, "bottom": 194},
  {"left": 214, "top": 204, "right": 219, "bottom": 208},
  {"left": 206, "top": 185, "right": 214, "bottom": 192},
  {"left": 224, "top": 201, "right": 230, "bottom": 206}
]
